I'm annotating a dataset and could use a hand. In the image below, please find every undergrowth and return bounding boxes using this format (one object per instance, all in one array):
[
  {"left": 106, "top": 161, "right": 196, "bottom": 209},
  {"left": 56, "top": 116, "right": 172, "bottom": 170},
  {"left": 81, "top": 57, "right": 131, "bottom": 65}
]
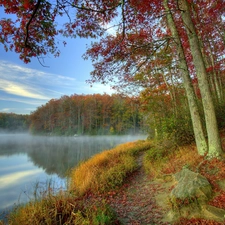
[
  {"left": 143, "top": 138, "right": 225, "bottom": 225},
  {"left": 143, "top": 140, "right": 206, "bottom": 178},
  {"left": 5, "top": 190, "right": 118, "bottom": 225}
]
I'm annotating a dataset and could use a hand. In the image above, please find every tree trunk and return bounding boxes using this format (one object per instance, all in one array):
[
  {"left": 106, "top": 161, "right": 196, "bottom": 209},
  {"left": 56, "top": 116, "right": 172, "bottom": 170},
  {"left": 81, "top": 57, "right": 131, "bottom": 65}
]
[
  {"left": 207, "top": 40, "right": 222, "bottom": 104},
  {"left": 163, "top": 0, "right": 207, "bottom": 155},
  {"left": 178, "top": 0, "right": 222, "bottom": 158}
]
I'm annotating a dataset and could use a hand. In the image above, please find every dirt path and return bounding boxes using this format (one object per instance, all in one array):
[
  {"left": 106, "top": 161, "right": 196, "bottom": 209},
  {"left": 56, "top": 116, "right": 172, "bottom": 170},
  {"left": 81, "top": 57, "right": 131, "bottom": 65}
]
[{"left": 107, "top": 154, "right": 171, "bottom": 225}]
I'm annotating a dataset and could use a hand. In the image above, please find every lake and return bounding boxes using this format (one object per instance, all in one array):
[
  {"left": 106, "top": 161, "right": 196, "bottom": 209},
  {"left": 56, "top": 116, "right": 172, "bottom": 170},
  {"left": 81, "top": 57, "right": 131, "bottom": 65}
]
[{"left": 0, "top": 133, "right": 147, "bottom": 218}]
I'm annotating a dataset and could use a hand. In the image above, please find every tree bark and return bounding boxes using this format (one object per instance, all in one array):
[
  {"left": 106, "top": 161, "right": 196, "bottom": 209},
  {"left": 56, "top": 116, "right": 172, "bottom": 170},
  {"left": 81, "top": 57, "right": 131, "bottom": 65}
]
[
  {"left": 178, "top": 0, "right": 222, "bottom": 158},
  {"left": 163, "top": 0, "right": 207, "bottom": 155},
  {"left": 207, "top": 40, "right": 222, "bottom": 104}
]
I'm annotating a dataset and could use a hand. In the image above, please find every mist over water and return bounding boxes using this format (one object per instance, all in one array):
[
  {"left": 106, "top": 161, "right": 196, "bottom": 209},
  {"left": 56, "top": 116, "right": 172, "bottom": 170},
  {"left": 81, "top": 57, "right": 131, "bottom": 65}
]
[{"left": 0, "top": 133, "right": 147, "bottom": 217}]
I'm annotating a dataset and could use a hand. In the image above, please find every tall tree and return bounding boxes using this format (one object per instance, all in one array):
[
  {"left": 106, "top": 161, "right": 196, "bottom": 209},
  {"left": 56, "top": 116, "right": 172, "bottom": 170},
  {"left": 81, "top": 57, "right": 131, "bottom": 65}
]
[
  {"left": 177, "top": 0, "right": 222, "bottom": 157},
  {"left": 163, "top": 0, "right": 207, "bottom": 155},
  {"left": 1, "top": 0, "right": 224, "bottom": 157}
]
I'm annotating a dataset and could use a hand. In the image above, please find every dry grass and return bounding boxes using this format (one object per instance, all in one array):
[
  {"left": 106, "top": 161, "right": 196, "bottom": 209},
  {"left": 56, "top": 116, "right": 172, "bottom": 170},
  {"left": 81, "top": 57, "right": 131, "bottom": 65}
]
[
  {"left": 7, "top": 190, "right": 75, "bottom": 225},
  {"left": 70, "top": 140, "right": 152, "bottom": 195},
  {"left": 6, "top": 189, "right": 117, "bottom": 225}
]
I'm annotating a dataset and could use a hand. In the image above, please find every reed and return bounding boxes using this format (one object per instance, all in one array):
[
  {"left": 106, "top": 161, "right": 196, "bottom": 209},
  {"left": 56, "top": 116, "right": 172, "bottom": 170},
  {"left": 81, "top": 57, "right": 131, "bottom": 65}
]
[{"left": 6, "top": 190, "right": 117, "bottom": 225}]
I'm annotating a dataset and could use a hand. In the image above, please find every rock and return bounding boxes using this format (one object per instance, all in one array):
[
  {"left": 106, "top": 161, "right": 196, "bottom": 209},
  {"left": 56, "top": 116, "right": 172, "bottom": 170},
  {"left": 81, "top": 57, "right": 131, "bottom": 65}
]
[
  {"left": 201, "top": 205, "right": 225, "bottom": 222},
  {"left": 165, "top": 168, "right": 225, "bottom": 223},
  {"left": 165, "top": 168, "right": 213, "bottom": 223},
  {"left": 170, "top": 168, "right": 212, "bottom": 209}
]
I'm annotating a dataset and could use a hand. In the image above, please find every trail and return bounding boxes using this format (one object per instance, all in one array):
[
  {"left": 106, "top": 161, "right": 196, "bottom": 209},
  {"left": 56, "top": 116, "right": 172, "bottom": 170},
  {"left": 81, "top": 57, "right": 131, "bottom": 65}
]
[{"left": 108, "top": 154, "right": 171, "bottom": 225}]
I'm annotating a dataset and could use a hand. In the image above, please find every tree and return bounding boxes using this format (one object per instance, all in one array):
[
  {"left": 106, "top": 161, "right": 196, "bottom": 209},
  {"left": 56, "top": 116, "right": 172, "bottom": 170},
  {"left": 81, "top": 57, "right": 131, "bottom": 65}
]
[
  {"left": 29, "top": 93, "right": 144, "bottom": 135},
  {"left": 177, "top": 0, "right": 222, "bottom": 157},
  {"left": 1, "top": 0, "right": 224, "bottom": 157},
  {"left": 163, "top": 0, "right": 207, "bottom": 155},
  {"left": 0, "top": 112, "right": 29, "bottom": 131}
]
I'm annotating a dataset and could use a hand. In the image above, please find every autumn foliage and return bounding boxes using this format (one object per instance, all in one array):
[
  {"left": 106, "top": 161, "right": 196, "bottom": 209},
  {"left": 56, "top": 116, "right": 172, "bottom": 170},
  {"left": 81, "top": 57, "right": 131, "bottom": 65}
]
[
  {"left": 29, "top": 93, "right": 146, "bottom": 135},
  {"left": 1, "top": 0, "right": 225, "bottom": 151}
]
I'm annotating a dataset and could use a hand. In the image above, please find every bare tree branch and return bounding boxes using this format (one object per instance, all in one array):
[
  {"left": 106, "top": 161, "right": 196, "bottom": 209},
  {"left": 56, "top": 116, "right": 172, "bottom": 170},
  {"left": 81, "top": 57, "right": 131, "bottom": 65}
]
[
  {"left": 66, "top": 0, "right": 121, "bottom": 13},
  {"left": 37, "top": 55, "right": 50, "bottom": 67},
  {"left": 25, "top": 0, "right": 42, "bottom": 48}
]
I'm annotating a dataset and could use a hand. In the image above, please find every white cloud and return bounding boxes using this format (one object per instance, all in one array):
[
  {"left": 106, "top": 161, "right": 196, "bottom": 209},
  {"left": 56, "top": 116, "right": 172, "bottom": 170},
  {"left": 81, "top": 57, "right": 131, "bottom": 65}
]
[
  {"left": 0, "top": 79, "right": 49, "bottom": 100},
  {"left": 101, "top": 22, "right": 117, "bottom": 36},
  {"left": 0, "top": 170, "right": 42, "bottom": 189},
  {"left": 100, "top": 12, "right": 121, "bottom": 36},
  {"left": 87, "top": 83, "right": 115, "bottom": 94},
  {"left": 0, "top": 95, "right": 46, "bottom": 105},
  {"left": 1, "top": 108, "right": 11, "bottom": 112},
  {"left": 0, "top": 60, "right": 77, "bottom": 88},
  {"left": 0, "top": 107, "right": 35, "bottom": 114},
  {"left": 0, "top": 60, "right": 78, "bottom": 100},
  {"left": 0, "top": 60, "right": 115, "bottom": 97}
]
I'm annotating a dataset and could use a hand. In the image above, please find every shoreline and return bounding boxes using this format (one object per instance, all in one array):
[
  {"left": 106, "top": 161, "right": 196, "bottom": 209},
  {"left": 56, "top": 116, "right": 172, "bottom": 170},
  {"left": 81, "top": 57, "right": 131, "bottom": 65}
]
[{"left": 1, "top": 139, "right": 225, "bottom": 224}]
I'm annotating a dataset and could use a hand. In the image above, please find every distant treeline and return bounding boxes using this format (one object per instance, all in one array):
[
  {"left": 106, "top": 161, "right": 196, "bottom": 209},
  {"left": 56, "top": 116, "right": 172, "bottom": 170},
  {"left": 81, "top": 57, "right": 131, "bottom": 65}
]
[
  {"left": 0, "top": 113, "right": 30, "bottom": 132},
  {"left": 30, "top": 94, "right": 148, "bottom": 135}
]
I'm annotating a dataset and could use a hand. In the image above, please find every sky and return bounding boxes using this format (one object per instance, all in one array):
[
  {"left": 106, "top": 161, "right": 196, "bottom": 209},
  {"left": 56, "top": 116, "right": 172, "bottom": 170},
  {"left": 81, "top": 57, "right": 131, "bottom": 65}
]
[{"left": 0, "top": 7, "right": 115, "bottom": 115}]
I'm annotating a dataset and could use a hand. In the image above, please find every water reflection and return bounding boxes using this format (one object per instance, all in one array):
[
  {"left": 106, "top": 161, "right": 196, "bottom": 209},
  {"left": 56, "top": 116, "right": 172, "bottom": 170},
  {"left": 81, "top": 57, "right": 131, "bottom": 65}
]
[
  {"left": 26, "top": 136, "right": 116, "bottom": 177},
  {"left": 0, "top": 134, "right": 146, "bottom": 177},
  {"left": 0, "top": 154, "right": 49, "bottom": 212},
  {"left": 0, "top": 133, "right": 146, "bottom": 216}
]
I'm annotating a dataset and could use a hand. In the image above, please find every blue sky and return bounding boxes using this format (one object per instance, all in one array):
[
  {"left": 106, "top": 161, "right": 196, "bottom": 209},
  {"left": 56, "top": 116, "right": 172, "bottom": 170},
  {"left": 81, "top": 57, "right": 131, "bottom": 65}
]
[{"left": 0, "top": 8, "right": 114, "bottom": 115}]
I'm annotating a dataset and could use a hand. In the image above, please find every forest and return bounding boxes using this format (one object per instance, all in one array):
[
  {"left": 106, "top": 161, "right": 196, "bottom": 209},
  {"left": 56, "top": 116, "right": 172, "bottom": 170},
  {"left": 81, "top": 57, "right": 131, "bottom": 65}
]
[
  {"left": 1, "top": 1, "right": 225, "bottom": 224},
  {"left": 0, "top": 0, "right": 225, "bottom": 225},
  {"left": 0, "top": 113, "right": 30, "bottom": 132},
  {"left": 0, "top": 0, "right": 224, "bottom": 158},
  {"left": 29, "top": 93, "right": 147, "bottom": 135}
]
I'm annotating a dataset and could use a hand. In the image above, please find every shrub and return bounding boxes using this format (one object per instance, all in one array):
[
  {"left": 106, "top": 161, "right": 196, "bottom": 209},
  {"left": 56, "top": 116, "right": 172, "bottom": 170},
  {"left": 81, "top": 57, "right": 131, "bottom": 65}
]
[
  {"left": 143, "top": 146, "right": 169, "bottom": 177},
  {"left": 143, "top": 142, "right": 203, "bottom": 178}
]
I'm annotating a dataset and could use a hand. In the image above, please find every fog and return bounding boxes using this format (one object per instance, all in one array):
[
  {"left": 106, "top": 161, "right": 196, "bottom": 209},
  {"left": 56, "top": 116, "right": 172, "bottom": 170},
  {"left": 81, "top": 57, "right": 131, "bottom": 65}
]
[
  {"left": 0, "top": 133, "right": 147, "bottom": 176},
  {"left": 0, "top": 133, "right": 147, "bottom": 217}
]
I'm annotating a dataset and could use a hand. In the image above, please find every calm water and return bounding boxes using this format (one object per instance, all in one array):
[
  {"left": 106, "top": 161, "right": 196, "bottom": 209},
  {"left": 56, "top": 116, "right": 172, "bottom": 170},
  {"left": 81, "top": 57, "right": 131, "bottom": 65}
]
[{"left": 0, "top": 133, "right": 146, "bottom": 217}]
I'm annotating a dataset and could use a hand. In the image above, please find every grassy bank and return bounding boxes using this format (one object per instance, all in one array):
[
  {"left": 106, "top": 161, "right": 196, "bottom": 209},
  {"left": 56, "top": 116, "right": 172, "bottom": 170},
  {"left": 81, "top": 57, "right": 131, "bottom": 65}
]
[
  {"left": 1, "top": 137, "right": 225, "bottom": 224},
  {"left": 0, "top": 140, "right": 152, "bottom": 225},
  {"left": 69, "top": 140, "right": 152, "bottom": 195}
]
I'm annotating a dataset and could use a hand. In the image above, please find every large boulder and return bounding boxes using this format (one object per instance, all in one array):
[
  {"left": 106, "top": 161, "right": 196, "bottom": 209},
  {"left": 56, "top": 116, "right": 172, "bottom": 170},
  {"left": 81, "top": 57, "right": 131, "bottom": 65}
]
[
  {"left": 169, "top": 168, "right": 212, "bottom": 209},
  {"left": 165, "top": 168, "right": 225, "bottom": 223}
]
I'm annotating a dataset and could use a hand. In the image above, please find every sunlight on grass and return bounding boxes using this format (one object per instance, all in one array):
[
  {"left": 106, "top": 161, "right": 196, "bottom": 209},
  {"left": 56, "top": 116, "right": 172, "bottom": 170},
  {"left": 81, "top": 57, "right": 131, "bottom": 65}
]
[{"left": 70, "top": 140, "right": 152, "bottom": 195}]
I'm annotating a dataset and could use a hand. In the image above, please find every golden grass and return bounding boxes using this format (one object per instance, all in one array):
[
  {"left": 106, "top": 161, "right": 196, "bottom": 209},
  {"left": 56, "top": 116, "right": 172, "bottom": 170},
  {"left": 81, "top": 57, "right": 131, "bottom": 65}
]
[
  {"left": 7, "top": 190, "right": 75, "bottom": 225},
  {"left": 70, "top": 140, "right": 152, "bottom": 195},
  {"left": 6, "top": 190, "right": 117, "bottom": 225}
]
